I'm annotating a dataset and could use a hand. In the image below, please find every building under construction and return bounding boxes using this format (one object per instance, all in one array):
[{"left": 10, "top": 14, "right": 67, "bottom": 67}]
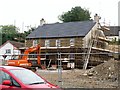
[{"left": 25, "top": 14, "right": 113, "bottom": 69}]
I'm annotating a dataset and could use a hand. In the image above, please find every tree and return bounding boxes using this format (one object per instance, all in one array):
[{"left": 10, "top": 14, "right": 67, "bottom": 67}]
[
  {"left": 24, "top": 27, "right": 36, "bottom": 37},
  {"left": 59, "top": 6, "right": 91, "bottom": 22},
  {"left": 0, "top": 25, "right": 19, "bottom": 44},
  {"left": 1, "top": 25, "right": 19, "bottom": 34},
  {"left": 0, "top": 25, "right": 36, "bottom": 45}
]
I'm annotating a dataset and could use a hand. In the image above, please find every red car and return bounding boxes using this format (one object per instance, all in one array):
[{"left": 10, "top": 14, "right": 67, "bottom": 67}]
[{"left": 0, "top": 66, "right": 60, "bottom": 89}]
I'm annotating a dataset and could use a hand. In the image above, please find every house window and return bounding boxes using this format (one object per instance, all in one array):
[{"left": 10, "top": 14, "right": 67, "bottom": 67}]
[
  {"left": 56, "top": 39, "right": 61, "bottom": 47},
  {"left": 33, "top": 40, "right": 37, "bottom": 46},
  {"left": 45, "top": 40, "right": 50, "bottom": 47},
  {"left": 70, "top": 38, "right": 75, "bottom": 46},
  {"left": 6, "top": 49, "right": 11, "bottom": 54}
]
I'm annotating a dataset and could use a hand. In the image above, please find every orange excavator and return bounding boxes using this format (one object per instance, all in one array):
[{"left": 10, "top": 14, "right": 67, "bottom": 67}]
[{"left": 7, "top": 44, "right": 41, "bottom": 71}]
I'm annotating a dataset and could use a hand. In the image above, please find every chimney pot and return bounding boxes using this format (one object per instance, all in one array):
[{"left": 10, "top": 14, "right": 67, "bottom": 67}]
[
  {"left": 40, "top": 18, "right": 46, "bottom": 26},
  {"left": 94, "top": 14, "right": 101, "bottom": 23}
]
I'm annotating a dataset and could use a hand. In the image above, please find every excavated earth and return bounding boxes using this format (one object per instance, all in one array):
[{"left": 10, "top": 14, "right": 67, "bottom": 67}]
[{"left": 37, "top": 60, "right": 119, "bottom": 88}]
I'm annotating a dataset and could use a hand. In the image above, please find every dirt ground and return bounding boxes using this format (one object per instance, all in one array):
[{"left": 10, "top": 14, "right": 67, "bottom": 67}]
[{"left": 36, "top": 60, "right": 119, "bottom": 88}]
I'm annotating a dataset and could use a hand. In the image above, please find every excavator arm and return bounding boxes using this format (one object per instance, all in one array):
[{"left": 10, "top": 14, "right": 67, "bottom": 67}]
[{"left": 22, "top": 44, "right": 41, "bottom": 65}]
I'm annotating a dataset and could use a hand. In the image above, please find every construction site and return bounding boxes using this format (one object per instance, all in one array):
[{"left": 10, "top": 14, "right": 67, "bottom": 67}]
[
  {"left": 24, "top": 14, "right": 118, "bottom": 70},
  {"left": 1, "top": 14, "right": 120, "bottom": 88}
]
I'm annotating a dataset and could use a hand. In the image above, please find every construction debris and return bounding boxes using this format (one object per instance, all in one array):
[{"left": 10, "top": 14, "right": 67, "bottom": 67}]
[
  {"left": 87, "top": 59, "right": 118, "bottom": 82},
  {"left": 37, "top": 60, "right": 119, "bottom": 88}
]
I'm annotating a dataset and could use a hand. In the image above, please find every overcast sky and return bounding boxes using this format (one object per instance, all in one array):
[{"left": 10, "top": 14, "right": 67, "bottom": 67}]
[{"left": 0, "top": 0, "right": 119, "bottom": 32}]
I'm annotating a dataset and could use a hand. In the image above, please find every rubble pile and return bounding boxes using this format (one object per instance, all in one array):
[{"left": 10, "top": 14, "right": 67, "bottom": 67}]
[{"left": 88, "top": 60, "right": 118, "bottom": 82}]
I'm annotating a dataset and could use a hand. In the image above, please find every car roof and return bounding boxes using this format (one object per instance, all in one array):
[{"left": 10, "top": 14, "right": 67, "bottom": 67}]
[{"left": 0, "top": 66, "right": 25, "bottom": 70}]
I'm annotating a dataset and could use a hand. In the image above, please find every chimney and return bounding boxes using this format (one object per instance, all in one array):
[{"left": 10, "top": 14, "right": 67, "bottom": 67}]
[
  {"left": 94, "top": 14, "right": 101, "bottom": 23},
  {"left": 40, "top": 18, "right": 46, "bottom": 26}
]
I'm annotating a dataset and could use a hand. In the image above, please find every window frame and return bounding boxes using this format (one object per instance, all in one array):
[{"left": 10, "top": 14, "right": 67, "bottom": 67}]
[
  {"left": 33, "top": 40, "right": 38, "bottom": 46},
  {"left": 56, "top": 39, "right": 61, "bottom": 47},
  {"left": 45, "top": 40, "right": 50, "bottom": 47},
  {"left": 6, "top": 49, "right": 11, "bottom": 54},
  {"left": 70, "top": 38, "right": 75, "bottom": 46}
]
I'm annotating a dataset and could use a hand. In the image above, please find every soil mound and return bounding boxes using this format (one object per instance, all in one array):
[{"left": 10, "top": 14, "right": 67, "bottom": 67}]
[{"left": 88, "top": 60, "right": 118, "bottom": 82}]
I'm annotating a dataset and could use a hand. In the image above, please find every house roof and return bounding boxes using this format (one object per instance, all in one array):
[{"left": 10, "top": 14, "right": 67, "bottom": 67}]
[
  {"left": 26, "top": 21, "right": 96, "bottom": 39},
  {"left": 0, "top": 40, "right": 24, "bottom": 49},
  {"left": 104, "top": 26, "right": 120, "bottom": 36},
  {"left": 9, "top": 41, "right": 25, "bottom": 48}
]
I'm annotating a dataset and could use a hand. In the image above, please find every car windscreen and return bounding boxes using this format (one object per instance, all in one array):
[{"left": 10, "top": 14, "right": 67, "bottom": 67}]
[{"left": 9, "top": 69, "right": 45, "bottom": 85}]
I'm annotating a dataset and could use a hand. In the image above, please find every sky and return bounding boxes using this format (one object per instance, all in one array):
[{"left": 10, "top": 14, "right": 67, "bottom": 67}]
[{"left": 0, "top": 0, "right": 119, "bottom": 32}]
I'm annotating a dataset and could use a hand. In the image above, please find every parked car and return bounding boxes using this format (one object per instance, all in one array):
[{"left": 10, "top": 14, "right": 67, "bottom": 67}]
[{"left": 0, "top": 66, "right": 60, "bottom": 89}]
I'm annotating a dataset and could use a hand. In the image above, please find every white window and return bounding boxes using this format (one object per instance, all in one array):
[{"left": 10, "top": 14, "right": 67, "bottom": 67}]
[
  {"left": 33, "top": 40, "right": 37, "bottom": 46},
  {"left": 56, "top": 39, "right": 61, "bottom": 47},
  {"left": 45, "top": 40, "right": 50, "bottom": 47},
  {"left": 6, "top": 49, "right": 11, "bottom": 54},
  {"left": 70, "top": 38, "right": 75, "bottom": 46}
]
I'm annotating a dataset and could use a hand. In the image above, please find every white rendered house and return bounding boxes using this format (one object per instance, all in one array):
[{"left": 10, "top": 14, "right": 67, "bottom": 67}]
[{"left": 0, "top": 40, "right": 24, "bottom": 64}]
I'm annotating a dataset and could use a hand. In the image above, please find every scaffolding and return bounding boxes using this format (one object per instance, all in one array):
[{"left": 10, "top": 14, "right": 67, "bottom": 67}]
[{"left": 83, "top": 24, "right": 110, "bottom": 70}]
